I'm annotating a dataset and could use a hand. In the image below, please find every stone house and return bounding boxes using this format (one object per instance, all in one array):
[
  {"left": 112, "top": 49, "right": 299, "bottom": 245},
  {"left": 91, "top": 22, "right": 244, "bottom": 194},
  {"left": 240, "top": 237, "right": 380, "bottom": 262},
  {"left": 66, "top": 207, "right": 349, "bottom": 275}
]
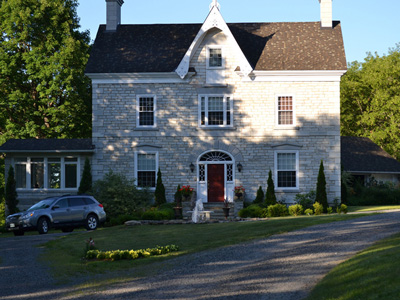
[{"left": 0, "top": 0, "right": 346, "bottom": 211}]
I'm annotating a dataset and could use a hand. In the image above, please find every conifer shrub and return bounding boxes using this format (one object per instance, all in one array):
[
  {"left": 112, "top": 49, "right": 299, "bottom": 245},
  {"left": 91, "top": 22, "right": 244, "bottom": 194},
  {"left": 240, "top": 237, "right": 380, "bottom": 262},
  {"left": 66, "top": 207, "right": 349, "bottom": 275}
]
[
  {"left": 5, "top": 166, "right": 18, "bottom": 215},
  {"left": 304, "top": 208, "right": 314, "bottom": 215},
  {"left": 78, "top": 158, "right": 92, "bottom": 194},
  {"left": 253, "top": 186, "right": 264, "bottom": 205},
  {"left": 265, "top": 170, "right": 277, "bottom": 206},
  {"left": 154, "top": 168, "right": 166, "bottom": 206},
  {"left": 288, "top": 204, "right": 304, "bottom": 216},
  {"left": 315, "top": 160, "right": 328, "bottom": 212},
  {"left": 313, "top": 202, "right": 324, "bottom": 215}
]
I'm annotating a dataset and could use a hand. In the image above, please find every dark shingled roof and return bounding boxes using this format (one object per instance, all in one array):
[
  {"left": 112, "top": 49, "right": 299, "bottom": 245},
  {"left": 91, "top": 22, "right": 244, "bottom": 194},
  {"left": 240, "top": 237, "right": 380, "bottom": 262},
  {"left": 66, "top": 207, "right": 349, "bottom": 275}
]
[
  {"left": 0, "top": 139, "right": 95, "bottom": 153},
  {"left": 86, "top": 21, "right": 346, "bottom": 74},
  {"left": 341, "top": 136, "right": 400, "bottom": 174}
]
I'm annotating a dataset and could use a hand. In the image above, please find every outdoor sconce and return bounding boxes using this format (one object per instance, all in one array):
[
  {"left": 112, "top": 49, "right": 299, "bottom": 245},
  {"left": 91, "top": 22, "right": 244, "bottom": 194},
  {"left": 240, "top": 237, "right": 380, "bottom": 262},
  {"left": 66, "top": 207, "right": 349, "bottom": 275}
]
[
  {"left": 237, "top": 162, "right": 243, "bottom": 173},
  {"left": 190, "top": 162, "right": 195, "bottom": 173}
]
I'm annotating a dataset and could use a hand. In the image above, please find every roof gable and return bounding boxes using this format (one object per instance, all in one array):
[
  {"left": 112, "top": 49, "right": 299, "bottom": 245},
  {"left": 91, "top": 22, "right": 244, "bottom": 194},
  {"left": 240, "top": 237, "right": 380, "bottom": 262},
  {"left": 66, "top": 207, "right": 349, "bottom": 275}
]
[{"left": 175, "top": 4, "right": 252, "bottom": 79}]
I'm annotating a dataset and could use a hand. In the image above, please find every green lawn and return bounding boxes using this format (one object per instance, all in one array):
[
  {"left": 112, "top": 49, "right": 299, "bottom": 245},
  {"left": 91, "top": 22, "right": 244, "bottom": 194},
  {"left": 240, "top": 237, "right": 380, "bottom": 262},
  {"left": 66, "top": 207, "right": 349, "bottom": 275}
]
[
  {"left": 347, "top": 205, "right": 400, "bottom": 213},
  {"left": 42, "top": 214, "right": 368, "bottom": 284},
  {"left": 307, "top": 232, "right": 400, "bottom": 300}
]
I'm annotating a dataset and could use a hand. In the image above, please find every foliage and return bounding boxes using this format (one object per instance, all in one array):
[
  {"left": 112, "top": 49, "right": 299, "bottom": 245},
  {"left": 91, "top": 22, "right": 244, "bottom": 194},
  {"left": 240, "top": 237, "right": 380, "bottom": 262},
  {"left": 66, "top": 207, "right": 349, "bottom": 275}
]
[
  {"left": 337, "top": 204, "right": 348, "bottom": 214},
  {"left": 174, "top": 184, "right": 182, "bottom": 205},
  {"left": 288, "top": 204, "right": 304, "bottom": 216},
  {"left": 348, "top": 183, "right": 400, "bottom": 206},
  {"left": 78, "top": 158, "right": 92, "bottom": 195},
  {"left": 341, "top": 44, "right": 400, "bottom": 160},
  {"left": 253, "top": 186, "right": 264, "bottom": 205},
  {"left": 267, "top": 203, "right": 288, "bottom": 217},
  {"left": 313, "top": 202, "right": 324, "bottom": 215},
  {"left": 327, "top": 207, "right": 333, "bottom": 214},
  {"left": 265, "top": 170, "right": 277, "bottom": 206},
  {"left": 0, "top": 159, "right": 4, "bottom": 228},
  {"left": 154, "top": 168, "right": 166, "bottom": 206},
  {"left": 141, "top": 207, "right": 174, "bottom": 220},
  {"left": 0, "top": 0, "right": 92, "bottom": 143},
  {"left": 234, "top": 185, "right": 245, "bottom": 194},
  {"left": 5, "top": 165, "right": 18, "bottom": 215},
  {"left": 304, "top": 208, "right": 314, "bottom": 215},
  {"left": 295, "top": 190, "right": 316, "bottom": 210},
  {"left": 238, "top": 204, "right": 267, "bottom": 218},
  {"left": 315, "top": 161, "right": 328, "bottom": 212},
  {"left": 92, "top": 171, "right": 152, "bottom": 219},
  {"left": 105, "top": 213, "right": 142, "bottom": 227},
  {"left": 85, "top": 245, "right": 179, "bottom": 261},
  {"left": 180, "top": 185, "right": 194, "bottom": 197}
]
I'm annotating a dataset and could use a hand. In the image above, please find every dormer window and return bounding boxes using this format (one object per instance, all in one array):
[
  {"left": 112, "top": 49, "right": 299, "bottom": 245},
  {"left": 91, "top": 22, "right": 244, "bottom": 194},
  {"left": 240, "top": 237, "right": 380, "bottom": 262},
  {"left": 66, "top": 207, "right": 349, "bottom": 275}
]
[{"left": 207, "top": 46, "right": 224, "bottom": 69}]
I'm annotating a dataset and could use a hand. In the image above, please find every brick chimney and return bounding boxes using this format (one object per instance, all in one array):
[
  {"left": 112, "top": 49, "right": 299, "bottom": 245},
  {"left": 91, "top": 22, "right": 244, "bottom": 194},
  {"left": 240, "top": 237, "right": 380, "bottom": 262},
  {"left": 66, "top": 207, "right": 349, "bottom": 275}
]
[
  {"left": 319, "top": 0, "right": 332, "bottom": 28},
  {"left": 106, "top": 0, "right": 124, "bottom": 31}
]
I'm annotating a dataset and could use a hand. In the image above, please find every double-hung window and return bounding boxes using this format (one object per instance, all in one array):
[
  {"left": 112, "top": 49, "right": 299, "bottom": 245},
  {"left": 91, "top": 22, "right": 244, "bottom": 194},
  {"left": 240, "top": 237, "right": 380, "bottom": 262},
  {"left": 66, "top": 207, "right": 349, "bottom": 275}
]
[
  {"left": 275, "top": 151, "right": 299, "bottom": 189},
  {"left": 277, "top": 96, "right": 295, "bottom": 126},
  {"left": 207, "top": 47, "right": 223, "bottom": 69},
  {"left": 137, "top": 95, "right": 156, "bottom": 128},
  {"left": 135, "top": 152, "right": 158, "bottom": 188},
  {"left": 199, "top": 95, "right": 233, "bottom": 127}
]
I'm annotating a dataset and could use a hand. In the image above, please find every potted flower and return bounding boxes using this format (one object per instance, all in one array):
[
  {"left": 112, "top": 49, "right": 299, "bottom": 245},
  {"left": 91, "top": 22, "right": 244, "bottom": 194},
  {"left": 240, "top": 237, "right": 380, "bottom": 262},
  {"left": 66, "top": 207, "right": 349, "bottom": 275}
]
[
  {"left": 234, "top": 185, "right": 245, "bottom": 200},
  {"left": 223, "top": 199, "right": 230, "bottom": 220},
  {"left": 180, "top": 185, "right": 194, "bottom": 202}
]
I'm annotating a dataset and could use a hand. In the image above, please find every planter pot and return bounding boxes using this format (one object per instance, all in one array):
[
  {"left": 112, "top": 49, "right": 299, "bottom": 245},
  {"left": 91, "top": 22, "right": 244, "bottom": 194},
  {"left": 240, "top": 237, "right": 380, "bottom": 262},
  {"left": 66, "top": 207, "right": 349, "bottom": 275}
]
[
  {"left": 173, "top": 207, "right": 182, "bottom": 219},
  {"left": 222, "top": 207, "right": 230, "bottom": 220},
  {"left": 182, "top": 194, "right": 191, "bottom": 202}
]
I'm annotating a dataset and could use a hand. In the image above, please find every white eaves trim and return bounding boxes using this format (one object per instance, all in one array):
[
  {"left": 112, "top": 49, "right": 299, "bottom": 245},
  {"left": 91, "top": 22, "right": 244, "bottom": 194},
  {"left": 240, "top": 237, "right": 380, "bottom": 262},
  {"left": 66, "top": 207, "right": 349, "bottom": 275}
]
[
  {"left": 175, "top": 5, "right": 253, "bottom": 79},
  {"left": 242, "top": 70, "right": 347, "bottom": 82},
  {"left": 86, "top": 72, "right": 194, "bottom": 84}
]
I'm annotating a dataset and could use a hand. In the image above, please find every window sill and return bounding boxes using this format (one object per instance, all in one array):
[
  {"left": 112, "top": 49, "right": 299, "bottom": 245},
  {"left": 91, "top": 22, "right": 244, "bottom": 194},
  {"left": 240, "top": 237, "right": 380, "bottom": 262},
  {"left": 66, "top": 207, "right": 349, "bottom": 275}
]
[
  {"left": 274, "top": 126, "right": 300, "bottom": 131},
  {"left": 197, "top": 127, "right": 237, "bottom": 131},
  {"left": 134, "top": 127, "right": 159, "bottom": 131},
  {"left": 275, "top": 189, "right": 300, "bottom": 193}
]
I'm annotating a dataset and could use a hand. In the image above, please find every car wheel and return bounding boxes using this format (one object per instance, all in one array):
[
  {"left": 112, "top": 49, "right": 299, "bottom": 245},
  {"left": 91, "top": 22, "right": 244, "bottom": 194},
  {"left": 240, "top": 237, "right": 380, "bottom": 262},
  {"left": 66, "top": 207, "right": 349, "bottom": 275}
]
[
  {"left": 61, "top": 227, "right": 74, "bottom": 233},
  {"left": 13, "top": 230, "right": 24, "bottom": 236},
  {"left": 85, "top": 214, "right": 98, "bottom": 231},
  {"left": 37, "top": 217, "right": 50, "bottom": 234}
]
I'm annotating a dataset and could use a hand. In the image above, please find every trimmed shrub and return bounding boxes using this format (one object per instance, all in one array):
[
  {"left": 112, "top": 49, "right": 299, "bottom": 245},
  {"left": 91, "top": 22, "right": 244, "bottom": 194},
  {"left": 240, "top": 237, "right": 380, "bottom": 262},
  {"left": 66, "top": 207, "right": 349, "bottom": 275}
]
[
  {"left": 315, "top": 160, "right": 328, "bottom": 212},
  {"left": 174, "top": 184, "right": 182, "bottom": 206},
  {"left": 238, "top": 204, "right": 267, "bottom": 218},
  {"left": 304, "top": 208, "right": 314, "bottom": 215},
  {"left": 347, "top": 184, "right": 400, "bottom": 206},
  {"left": 294, "top": 190, "right": 316, "bottom": 210},
  {"left": 267, "top": 203, "right": 288, "bottom": 217},
  {"left": 313, "top": 202, "right": 323, "bottom": 215},
  {"left": 253, "top": 186, "right": 264, "bottom": 205},
  {"left": 92, "top": 171, "right": 152, "bottom": 219},
  {"left": 141, "top": 207, "right": 174, "bottom": 220},
  {"left": 5, "top": 166, "right": 18, "bottom": 215},
  {"left": 106, "top": 213, "right": 142, "bottom": 227},
  {"left": 265, "top": 170, "right": 277, "bottom": 206},
  {"left": 78, "top": 158, "right": 92, "bottom": 194},
  {"left": 154, "top": 168, "right": 166, "bottom": 206},
  {"left": 288, "top": 204, "right": 304, "bottom": 216},
  {"left": 337, "top": 204, "right": 348, "bottom": 214},
  {"left": 327, "top": 207, "right": 333, "bottom": 214}
]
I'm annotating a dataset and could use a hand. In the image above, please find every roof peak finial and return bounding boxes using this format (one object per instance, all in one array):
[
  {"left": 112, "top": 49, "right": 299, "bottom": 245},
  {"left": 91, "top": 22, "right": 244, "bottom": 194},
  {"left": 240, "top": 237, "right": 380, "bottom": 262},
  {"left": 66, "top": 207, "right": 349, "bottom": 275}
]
[{"left": 209, "top": 0, "right": 221, "bottom": 11}]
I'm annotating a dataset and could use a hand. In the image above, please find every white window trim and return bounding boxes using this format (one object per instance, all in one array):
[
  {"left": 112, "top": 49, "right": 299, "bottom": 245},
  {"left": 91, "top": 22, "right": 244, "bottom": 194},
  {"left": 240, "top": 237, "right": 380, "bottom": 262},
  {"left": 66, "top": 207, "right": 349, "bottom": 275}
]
[
  {"left": 13, "top": 156, "right": 80, "bottom": 191},
  {"left": 198, "top": 94, "right": 233, "bottom": 128},
  {"left": 136, "top": 94, "right": 157, "bottom": 128},
  {"left": 274, "top": 150, "right": 299, "bottom": 191},
  {"left": 275, "top": 95, "right": 296, "bottom": 127},
  {"left": 134, "top": 151, "right": 159, "bottom": 190},
  {"left": 206, "top": 45, "right": 225, "bottom": 70}
]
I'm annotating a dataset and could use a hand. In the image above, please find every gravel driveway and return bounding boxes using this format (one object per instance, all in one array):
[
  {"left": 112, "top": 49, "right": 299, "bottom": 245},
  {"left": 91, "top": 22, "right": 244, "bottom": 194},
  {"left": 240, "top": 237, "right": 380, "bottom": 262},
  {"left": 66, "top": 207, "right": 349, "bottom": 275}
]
[{"left": 1, "top": 211, "right": 400, "bottom": 300}]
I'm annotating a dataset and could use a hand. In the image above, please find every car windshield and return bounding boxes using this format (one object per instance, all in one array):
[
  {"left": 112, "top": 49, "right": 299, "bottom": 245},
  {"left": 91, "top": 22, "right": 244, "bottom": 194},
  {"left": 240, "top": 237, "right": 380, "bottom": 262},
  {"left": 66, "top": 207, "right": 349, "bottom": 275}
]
[{"left": 27, "top": 199, "right": 56, "bottom": 211}]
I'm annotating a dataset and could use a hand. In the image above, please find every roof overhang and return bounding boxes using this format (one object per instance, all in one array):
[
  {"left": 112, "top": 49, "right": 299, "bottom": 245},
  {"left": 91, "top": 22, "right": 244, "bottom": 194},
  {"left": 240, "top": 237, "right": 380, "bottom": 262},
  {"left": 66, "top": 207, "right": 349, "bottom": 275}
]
[{"left": 86, "top": 72, "right": 196, "bottom": 84}]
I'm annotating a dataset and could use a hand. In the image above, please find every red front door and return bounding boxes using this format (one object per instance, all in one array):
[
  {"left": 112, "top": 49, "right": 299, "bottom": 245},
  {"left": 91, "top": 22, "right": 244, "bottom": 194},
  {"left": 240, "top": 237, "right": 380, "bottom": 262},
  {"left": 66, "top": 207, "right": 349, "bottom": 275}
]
[{"left": 208, "top": 164, "right": 225, "bottom": 202}]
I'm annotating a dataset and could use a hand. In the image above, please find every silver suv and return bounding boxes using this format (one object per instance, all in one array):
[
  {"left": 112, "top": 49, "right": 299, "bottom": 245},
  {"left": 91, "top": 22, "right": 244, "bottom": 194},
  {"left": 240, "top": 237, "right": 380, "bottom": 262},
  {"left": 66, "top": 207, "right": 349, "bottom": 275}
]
[{"left": 6, "top": 195, "right": 106, "bottom": 236}]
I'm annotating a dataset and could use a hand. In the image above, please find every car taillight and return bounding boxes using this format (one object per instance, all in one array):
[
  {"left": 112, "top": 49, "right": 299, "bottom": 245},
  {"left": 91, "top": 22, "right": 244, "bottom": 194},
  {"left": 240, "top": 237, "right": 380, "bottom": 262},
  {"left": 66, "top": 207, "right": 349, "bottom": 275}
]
[{"left": 98, "top": 204, "right": 104, "bottom": 208}]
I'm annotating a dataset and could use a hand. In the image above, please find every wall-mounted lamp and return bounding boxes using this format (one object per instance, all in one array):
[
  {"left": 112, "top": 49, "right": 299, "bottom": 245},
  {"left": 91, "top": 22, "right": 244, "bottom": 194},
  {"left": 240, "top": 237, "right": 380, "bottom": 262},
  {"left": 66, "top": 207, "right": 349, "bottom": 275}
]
[
  {"left": 237, "top": 162, "right": 243, "bottom": 173},
  {"left": 190, "top": 162, "right": 195, "bottom": 173}
]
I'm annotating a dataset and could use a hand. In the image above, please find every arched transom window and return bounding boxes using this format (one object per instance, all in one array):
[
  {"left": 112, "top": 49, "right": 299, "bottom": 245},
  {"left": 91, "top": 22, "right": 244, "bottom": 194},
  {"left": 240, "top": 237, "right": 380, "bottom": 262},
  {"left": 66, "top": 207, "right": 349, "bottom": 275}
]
[{"left": 199, "top": 151, "right": 232, "bottom": 162}]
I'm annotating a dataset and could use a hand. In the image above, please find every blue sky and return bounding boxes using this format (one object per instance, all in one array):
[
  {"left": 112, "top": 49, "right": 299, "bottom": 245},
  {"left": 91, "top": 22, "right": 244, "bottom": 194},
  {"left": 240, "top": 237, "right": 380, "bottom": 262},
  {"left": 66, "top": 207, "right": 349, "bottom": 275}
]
[{"left": 77, "top": 0, "right": 400, "bottom": 64}]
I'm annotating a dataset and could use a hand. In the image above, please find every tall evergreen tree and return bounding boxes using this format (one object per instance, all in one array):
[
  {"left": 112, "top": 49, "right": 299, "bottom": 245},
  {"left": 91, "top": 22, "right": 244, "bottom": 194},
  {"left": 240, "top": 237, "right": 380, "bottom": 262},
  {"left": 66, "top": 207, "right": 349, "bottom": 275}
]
[
  {"left": 154, "top": 168, "right": 166, "bottom": 206},
  {"left": 5, "top": 166, "right": 18, "bottom": 215},
  {"left": 0, "top": 0, "right": 92, "bottom": 143},
  {"left": 254, "top": 186, "right": 264, "bottom": 205},
  {"left": 315, "top": 160, "right": 328, "bottom": 212},
  {"left": 78, "top": 158, "right": 92, "bottom": 194},
  {"left": 265, "top": 170, "right": 277, "bottom": 206}
]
